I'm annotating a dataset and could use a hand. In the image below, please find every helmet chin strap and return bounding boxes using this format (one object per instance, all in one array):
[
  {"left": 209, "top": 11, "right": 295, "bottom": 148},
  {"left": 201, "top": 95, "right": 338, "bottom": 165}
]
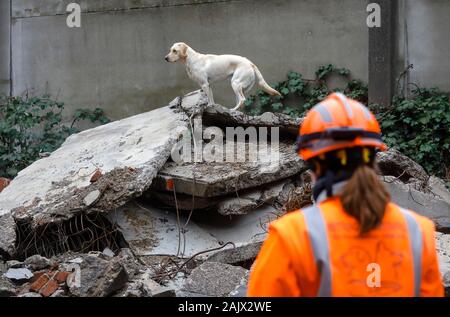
[
  {"left": 325, "top": 170, "right": 334, "bottom": 198},
  {"left": 312, "top": 169, "right": 354, "bottom": 201}
]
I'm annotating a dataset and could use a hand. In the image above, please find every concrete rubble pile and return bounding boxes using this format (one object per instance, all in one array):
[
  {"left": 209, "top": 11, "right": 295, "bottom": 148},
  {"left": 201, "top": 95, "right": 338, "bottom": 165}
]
[{"left": 0, "top": 90, "right": 449, "bottom": 297}]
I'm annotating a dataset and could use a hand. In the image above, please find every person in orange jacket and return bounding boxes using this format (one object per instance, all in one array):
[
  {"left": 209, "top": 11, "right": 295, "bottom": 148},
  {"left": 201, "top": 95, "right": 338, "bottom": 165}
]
[{"left": 247, "top": 93, "right": 444, "bottom": 297}]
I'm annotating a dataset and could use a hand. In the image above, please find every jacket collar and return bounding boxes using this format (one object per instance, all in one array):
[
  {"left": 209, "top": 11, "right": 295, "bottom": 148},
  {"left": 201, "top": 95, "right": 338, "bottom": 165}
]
[{"left": 314, "top": 180, "right": 349, "bottom": 204}]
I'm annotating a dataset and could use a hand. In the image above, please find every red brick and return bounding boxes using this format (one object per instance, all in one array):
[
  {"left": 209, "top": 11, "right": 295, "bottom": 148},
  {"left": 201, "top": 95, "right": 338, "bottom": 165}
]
[
  {"left": 0, "top": 178, "right": 11, "bottom": 193},
  {"left": 90, "top": 169, "right": 102, "bottom": 183},
  {"left": 30, "top": 274, "right": 50, "bottom": 292},
  {"left": 39, "top": 280, "right": 59, "bottom": 297},
  {"left": 30, "top": 271, "right": 46, "bottom": 283},
  {"left": 55, "top": 271, "right": 70, "bottom": 284}
]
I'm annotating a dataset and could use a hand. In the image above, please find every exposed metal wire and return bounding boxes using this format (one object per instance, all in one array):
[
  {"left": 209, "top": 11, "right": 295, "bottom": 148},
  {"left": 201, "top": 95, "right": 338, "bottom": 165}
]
[{"left": 15, "top": 212, "right": 126, "bottom": 260}]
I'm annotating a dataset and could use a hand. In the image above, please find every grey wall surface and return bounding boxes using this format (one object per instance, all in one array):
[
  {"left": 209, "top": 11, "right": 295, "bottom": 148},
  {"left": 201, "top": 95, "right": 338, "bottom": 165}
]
[
  {"left": 9, "top": 0, "right": 450, "bottom": 120},
  {"left": 0, "top": 0, "right": 10, "bottom": 95},
  {"left": 10, "top": 0, "right": 369, "bottom": 120},
  {"left": 400, "top": 0, "right": 450, "bottom": 93}
]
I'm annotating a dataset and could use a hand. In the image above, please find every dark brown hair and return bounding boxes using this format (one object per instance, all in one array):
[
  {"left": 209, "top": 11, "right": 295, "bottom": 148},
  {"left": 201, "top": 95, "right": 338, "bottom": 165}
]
[{"left": 340, "top": 164, "right": 390, "bottom": 235}]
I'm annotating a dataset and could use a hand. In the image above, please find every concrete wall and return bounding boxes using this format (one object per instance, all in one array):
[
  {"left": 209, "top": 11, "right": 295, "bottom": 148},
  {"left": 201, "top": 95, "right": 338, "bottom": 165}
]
[
  {"left": 10, "top": 0, "right": 450, "bottom": 120},
  {"left": 0, "top": 1, "right": 10, "bottom": 95},
  {"left": 397, "top": 0, "right": 450, "bottom": 93},
  {"left": 10, "top": 0, "right": 369, "bottom": 120}
]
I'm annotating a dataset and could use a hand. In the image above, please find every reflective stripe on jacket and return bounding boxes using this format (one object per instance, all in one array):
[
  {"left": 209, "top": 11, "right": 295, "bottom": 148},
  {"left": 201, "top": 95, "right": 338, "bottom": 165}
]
[{"left": 247, "top": 197, "right": 444, "bottom": 297}]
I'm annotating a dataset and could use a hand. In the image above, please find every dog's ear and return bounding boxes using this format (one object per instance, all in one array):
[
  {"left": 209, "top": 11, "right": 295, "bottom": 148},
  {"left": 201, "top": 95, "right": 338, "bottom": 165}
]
[{"left": 180, "top": 43, "right": 188, "bottom": 59}]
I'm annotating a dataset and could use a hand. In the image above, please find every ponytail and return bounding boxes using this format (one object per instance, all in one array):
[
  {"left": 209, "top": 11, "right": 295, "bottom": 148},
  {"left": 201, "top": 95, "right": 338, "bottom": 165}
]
[{"left": 340, "top": 164, "right": 390, "bottom": 235}]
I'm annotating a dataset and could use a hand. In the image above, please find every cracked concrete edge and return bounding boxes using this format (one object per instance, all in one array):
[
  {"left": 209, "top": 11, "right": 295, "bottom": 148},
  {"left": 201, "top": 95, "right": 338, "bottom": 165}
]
[{"left": 0, "top": 95, "right": 196, "bottom": 257}]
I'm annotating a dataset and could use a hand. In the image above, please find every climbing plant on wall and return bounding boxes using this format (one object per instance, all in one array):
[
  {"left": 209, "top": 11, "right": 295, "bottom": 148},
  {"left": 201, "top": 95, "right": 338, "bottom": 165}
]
[
  {"left": 244, "top": 64, "right": 368, "bottom": 117},
  {"left": 0, "top": 94, "right": 110, "bottom": 178},
  {"left": 245, "top": 65, "right": 449, "bottom": 179}
]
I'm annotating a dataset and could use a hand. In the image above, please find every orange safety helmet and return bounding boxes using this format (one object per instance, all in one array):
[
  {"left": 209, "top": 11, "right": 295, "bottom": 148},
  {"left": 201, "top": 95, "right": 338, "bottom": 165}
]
[{"left": 297, "top": 93, "right": 387, "bottom": 161}]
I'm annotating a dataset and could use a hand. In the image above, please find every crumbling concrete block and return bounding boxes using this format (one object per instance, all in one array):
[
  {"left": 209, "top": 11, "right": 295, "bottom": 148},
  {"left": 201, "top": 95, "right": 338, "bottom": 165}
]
[
  {"left": 0, "top": 96, "right": 196, "bottom": 257},
  {"left": 205, "top": 242, "right": 262, "bottom": 266},
  {"left": 0, "top": 214, "right": 15, "bottom": 258},
  {"left": 143, "top": 191, "right": 220, "bottom": 211},
  {"left": 0, "top": 276, "right": 17, "bottom": 297},
  {"left": 377, "top": 148, "right": 429, "bottom": 184},
  {"left": 108, "top": 201, "right": 277, "bottom": 260},
  {"left": 140, "top": 269, "right": 176, "bottom": 297},
  {"left": 115, "top": 248, "right": 143, "bottom": 279},
  {"left": 383, "top": 176, "right": 450, "bottom": 231},
  {"left": 66, "top": 254, "right": 128, "bottom": 297},
  {"left": 198, "top": 97, "right": 301, "bottom": 137},
  {"left": 428, "top": 176, "right": 450, "bottom": 206},
  {"left": 183, "top": 262, "right": 249, "bottom": 297},
  {"left": 6, "top": 261, "right": 23, "bottom": 269},
  {"left": 216, "top": 180, "right": 290, "bottom": 216},
  {"left": 107, "top": 202, "right": 222, "bottom": 257},
  {"left": 117, "top": 281, "right": 149, "bottom": 297},
  {"left": 217, "top": 197, "right": 259, "bottom": 216},
  {"left": 24, "top": 255, "right": 52, "bottom": 271},
  {"left": 152, "top": 141, "right": 305, "bottom": 198},
  {"left": 102, "top": 247, "right": 115, "bottom": 258},
  {"left": 145, "top": 179, "right": 296, "bottom": 214}
]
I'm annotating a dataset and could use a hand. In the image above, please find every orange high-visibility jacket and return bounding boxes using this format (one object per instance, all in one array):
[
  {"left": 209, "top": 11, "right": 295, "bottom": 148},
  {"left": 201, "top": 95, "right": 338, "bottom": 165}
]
[{"left": 247, "top": 197, "right": 444, "bottom": 297}]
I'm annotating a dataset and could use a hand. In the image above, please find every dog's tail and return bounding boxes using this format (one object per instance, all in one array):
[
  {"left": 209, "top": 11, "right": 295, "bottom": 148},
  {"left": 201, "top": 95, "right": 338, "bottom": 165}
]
[{"left": 252, "top": 64, "right": 282, "bottom": 97}]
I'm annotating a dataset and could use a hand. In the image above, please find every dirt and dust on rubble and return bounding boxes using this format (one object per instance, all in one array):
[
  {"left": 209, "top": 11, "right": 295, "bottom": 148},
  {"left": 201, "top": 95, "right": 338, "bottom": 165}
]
[{"left": 0, "top": 90, "right": 449, "bottom": 297}]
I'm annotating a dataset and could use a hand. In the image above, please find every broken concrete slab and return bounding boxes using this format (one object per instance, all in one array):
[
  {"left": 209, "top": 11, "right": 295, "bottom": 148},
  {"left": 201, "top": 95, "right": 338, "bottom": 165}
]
[
  {"left": 205, "top": 242, "right": 262, "bottom": 266},
  {"left": 383, "top": 176, "right": 450, "bottom": 231},
  {"left": 0, "top": 262, "right": 6, "bottom": 273},
  {"left": 3, "top": 268, "right": 33, "bottom": 282},
  {"left": 428, "top": 176, "right": 450, "bottom": 206},
  {"left": 107, "top": 200, "right": 278, "bottom": 261},
  {"left": 145, "top": 279, "right": 176, "bottom": 297},
  {"left": 23, "top": 255, "right": 52, "bottom": 271},
  {"left": 83, "top": 190, "right": 101, "bottom": 207},
  {"left": 6, "top": 261, "right": 22, "bottom": 269},
  {"left": 193, "top": 205, "right": 279, "bottom": 248},
  {"left": 117, "top": 281, "right": 150, "bottom": 297},
  {"left": 144, "top": 178, "right": 297, "bottom": 213},
  {"left": 217, "top": 197, "right": 259, "bottom": 216},
  {"left": 192, "top": 206, "right": 280, "bottom": 264},
  {"left": 0, "top": 214, "right": 15, "bottom": 258},
  {"left": 0, "top": 276, "right": 17, "bottom": 297},
  {"left": 143, "top": 190, "right": 221, "bottom": 211},
  {"left": 152, "top": 141, "right": 305, "bottom": 198},
  {"left": 66, "top": 254, "right": 128, "bottom": 297},
  {"left": 0, "top": 97, "right": 193, "bottom": 257},
  {"left": 179, "top": 90, "right": 300, "bottom": 135},
  {"left": 115, "top": 248, "right": 143, "bottom": 279},
  {"left": 377, "top": 148, "right": 429, "bottom": 184},
  {"left": 107, "top": 201, "right": 222, "bottom": 258},
  {"left": 116, "top": 266, "right": 176, "bottom": 297},
  {"left": 216, "top": 180, "right": 291, "bottom": 216},
  {"left": 201, "top": 102, "right": 302, "bottom": 137},
  {"left": 102, "top": 248, "right": 115, "bottom": 258},
  {"left": 183, "top": 262, "right": 249, "bottom": 297},
  {"left": 140, "top": 269, "right": 176, "bottom": 297}
]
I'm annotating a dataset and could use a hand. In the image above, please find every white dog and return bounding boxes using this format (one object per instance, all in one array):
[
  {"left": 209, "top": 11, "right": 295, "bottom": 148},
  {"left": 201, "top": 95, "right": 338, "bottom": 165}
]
[{"left": 165, "top": 42, "right": 281, "bottom": 111}]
